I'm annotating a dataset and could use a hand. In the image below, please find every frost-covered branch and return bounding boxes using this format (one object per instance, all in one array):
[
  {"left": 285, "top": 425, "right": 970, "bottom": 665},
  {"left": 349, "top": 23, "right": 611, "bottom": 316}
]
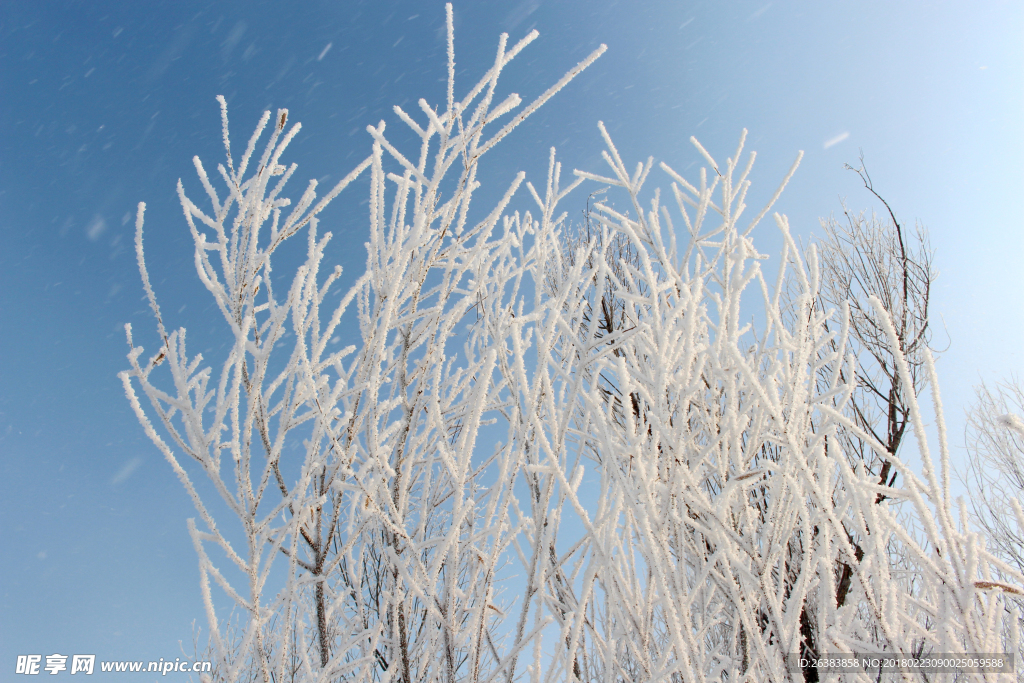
[{"left": 122, "top": 6, "right": 1021, "bottom": 683}]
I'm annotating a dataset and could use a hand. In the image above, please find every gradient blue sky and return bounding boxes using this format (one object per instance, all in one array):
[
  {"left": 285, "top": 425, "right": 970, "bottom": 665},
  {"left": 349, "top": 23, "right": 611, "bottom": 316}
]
[{"left": 2, "top": 1, "right": 1022, "bottom": 678}]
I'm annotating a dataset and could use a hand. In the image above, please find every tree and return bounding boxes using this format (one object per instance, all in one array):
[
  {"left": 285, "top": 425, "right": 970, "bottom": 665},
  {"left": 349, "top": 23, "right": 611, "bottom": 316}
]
[
  {"left": 122, "top": 6, "right": 1023, "bottom": 682},
  {"left": 782, "top": 159, "right": 938, "bottom": 680},
  {"left": 814, "top": 157, "right": 936, "bottom": 489},
  {"left": 961, "top": 379, "right": 1024, "bottom": 683},
  {"left": 964, "top": 379, "right": 1024, "bottom": 575}
]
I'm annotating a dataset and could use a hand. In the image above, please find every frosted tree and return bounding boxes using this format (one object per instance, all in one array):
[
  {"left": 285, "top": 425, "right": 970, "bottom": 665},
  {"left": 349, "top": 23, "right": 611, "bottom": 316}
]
[
  {"left": 963, "top": 380, "right": 1024, "bottom": 575},
  {"left": 122, "top": 5, "right": 1023, "bottom": 682},
  {"left": 521, "top": 125, "right": 1024, "bottom": 681},
  {"left": 771, "top": 158, "right": 939, "bottom": 679},
  {"left": 122, "top": 5, "right": 606, "bottom": 681},
  {"left": 960, "top": 379, "right": 1024, "bottom": 683},
  {"left": 811, "top": 157, "right": 936, "bottom": 492}
]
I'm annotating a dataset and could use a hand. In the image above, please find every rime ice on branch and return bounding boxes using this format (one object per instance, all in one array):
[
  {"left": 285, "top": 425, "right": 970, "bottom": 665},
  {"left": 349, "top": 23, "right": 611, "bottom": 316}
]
[{"left": 121, "top": 5, "right": 1022, "bottom": 683}]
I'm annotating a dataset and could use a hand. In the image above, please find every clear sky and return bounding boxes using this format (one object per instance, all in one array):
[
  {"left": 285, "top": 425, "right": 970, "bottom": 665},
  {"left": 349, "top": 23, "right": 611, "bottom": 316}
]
[{"left": 2, "top": 0, "right": 1022, "bottom": 678}]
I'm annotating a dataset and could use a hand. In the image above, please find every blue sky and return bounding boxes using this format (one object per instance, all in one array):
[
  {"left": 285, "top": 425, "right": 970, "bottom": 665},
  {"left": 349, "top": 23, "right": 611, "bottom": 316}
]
[{"left": 2, "top": 0, "right": 1021, "bottom": 678}]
